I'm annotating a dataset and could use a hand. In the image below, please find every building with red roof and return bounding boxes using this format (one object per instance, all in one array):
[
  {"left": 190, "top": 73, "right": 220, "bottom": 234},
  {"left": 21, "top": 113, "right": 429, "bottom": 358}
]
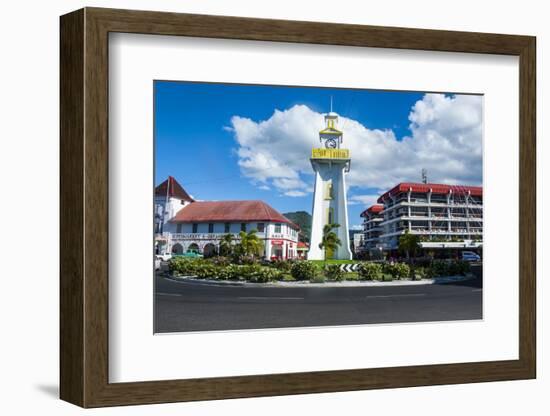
[
  {"left": 296, "top": 241, "right": 309, "bottom": 259},
  {"left": 155, "top": 176, "right": 194, "bottom": 202},
  {"left": 155, "top": 177, "right": 299, "bottom": 259},
  {"left": 369, "top": 182, "right": 483, "bottom": 252},
  {"left": 359, "top": 204, "right": 384, "bottom": 252},
  {"left": 154, "top": 176, "right": 194, "bottom": 235}
]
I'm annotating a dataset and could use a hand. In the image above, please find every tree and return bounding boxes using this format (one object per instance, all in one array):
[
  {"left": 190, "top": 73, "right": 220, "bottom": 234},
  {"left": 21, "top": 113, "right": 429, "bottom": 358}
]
[
  {"left": 398, "top": 229, "right": 420, "bottom": 262},
  {"left": 219, "top": 233, "right": 234, "bottom": 256},
  {"left": 282, "top": 211, "right": 312, "bottom": 243},
  {"left": 318, "top": 223, "right": 342, "bottom": 266},
  {"left": 236, "top": 229, "right": 264, "bottom": 258}
]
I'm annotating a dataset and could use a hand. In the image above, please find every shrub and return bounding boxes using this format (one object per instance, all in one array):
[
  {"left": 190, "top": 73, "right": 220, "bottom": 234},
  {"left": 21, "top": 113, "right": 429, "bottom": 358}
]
[
  {"left": 311, "top": 274, "right": 326, "bottom": 283},
  {"left": 210, "top": 256, "right": 231, "bottom": 267},
  {"left": 241, "top": 265, "right": 280, "bottom": 283},
  {"left": 217, "top": 264, "right": 243, "bottom": 280},
  {"left": 240, "top": 255, "right": 259, "bottom": 265},
  {"left": 412, "top": 266, "right": 428, "bottom": 280},
  {"left": 384, "top": 263, "right": 410, "bottom": 280},
  {"left": 271, "top": 259, "right": 293, "bottom": 272},
  {"left": 218, "top": 264, "right": 280, "bottom": 283},
  {"left": 291, "top": 261, "right": 318, "bottom": 281},
  {"left": 431, "top": 260, "right": 449, "bottom": 277},
  {"left": 448, "top": 260, "right": 471, "bottom": 276},
  {"left": 424, "top": 266, "right": 436, "bottom": 279},
  {"left": 281, "top": 273, "right": 295, "bottom": 282},
  {"left": 194, "top": 263, "right": 219, "bottom": 279},
  {"left": 344, "top": 272, "right": 359, "bottom": 281},
  {"left": 169, "top": 258, "right": 204, "bottom": 276},
  {"left": 325, "top": 264, "right": 344, "bottom": 281},
  {"left": 358, "top": 262, "right": 383, "bottom": 281},
  {"left": 427, "top": 260, "right": 470, "bottom": 277}
]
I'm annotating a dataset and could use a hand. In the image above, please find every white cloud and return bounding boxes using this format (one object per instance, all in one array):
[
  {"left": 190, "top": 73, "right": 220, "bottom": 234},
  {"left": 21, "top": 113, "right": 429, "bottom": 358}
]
[
  {"left": 284, "top": 190, "right": 308, "bottom": 197},
  {"left": 229, "top": 94, "right": 482, "bottom": 205},
  {"left": 348, "top": 194, "right": 381, "bottom": 206}
]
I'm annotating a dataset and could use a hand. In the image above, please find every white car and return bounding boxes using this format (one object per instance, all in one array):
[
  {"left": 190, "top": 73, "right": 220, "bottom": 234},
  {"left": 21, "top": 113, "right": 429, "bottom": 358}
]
[
  {"left": 156, "top": 252, "right": 172, "bottom": 261},
  {"left": 461, "top": 251, "right": 481, "bottom": 262}
]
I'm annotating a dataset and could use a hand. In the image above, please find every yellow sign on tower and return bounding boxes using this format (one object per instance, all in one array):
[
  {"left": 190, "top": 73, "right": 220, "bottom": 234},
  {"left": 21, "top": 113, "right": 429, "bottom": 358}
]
[{"left": 311, "top": 148, "right": 350, "bottom": 159}]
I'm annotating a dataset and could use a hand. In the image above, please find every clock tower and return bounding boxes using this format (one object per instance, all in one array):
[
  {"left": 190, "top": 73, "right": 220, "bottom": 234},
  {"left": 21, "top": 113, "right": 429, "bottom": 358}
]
[{"left": 307, "top": 109, "right": 352, "bottom": 260}]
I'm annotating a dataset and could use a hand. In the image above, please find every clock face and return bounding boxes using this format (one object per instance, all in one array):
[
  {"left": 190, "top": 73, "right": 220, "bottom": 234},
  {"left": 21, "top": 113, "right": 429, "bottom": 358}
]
[{"left": 325, "top": 138, "right": 337, "bottom": 149}]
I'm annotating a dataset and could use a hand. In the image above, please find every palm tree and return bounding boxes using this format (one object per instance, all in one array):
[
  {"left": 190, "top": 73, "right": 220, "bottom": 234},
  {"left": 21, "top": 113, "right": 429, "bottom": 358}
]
[
  {"left": 318, "top": 223, "right": 342, "bottom": 266},
  {"left": 219, "top": 233, "right": 234, "bottom": 256},
  {"left": 237, "top": 229, "right": 264, "bottom": 258},
  {"left": 398, "top": 229, "right": 420, "bottom": 262}
]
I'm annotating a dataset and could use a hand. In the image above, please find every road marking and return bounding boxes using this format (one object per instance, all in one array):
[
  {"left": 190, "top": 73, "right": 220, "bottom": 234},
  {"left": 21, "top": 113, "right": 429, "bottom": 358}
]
[
  {"left": 157, "top": 292, "right": 182, "bottom": 297},
  {"left": 239, "top": 296, "right": 304, "bottom": 300},
  {"left": 366, "top": 293, "right": 427, "bottom": 299}
]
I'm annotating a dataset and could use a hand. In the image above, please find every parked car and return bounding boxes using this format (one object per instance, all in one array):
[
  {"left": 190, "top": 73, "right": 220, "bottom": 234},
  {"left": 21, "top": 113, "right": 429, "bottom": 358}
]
[
  {"left": 461, "top": 251, "right": 481, "bottom": 262},
  {"left": 175, "top": 249, "right": 204, "bottom": 259},
  {"left": 156, "top": 252, "right": 172, "bottom": 261}
]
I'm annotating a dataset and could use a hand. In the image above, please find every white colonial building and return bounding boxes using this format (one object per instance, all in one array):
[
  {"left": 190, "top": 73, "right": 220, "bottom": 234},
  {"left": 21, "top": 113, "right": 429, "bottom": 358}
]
[
  {"left": 154, "top": 177, "right": 300, "bottom": 259},
  {"left": 307, "top": 110, "right": 352, "bottom": 260}
]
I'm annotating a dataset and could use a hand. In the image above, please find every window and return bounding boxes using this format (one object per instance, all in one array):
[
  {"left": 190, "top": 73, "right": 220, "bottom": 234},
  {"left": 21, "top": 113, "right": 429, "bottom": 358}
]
[
  {"left": 192, "top": 223, "right": 198, "bottom": 233},
  {"left": 208, "top": 223, "right": 214, "bottom": 233},
  {"left": 176, "top": 223, "right": 182, "bottom": 233},
  {"left": 257, "top": 222, "right": 265, "bottom": 233},
  {"left": 224, "top": 222, "right": 230, "bottom": 233},
  {"left": 241, "top": 223, "right": 246, "bottom": 232},
  {"left": 274, "top": 223, "right": 281, "bottom": 233}
]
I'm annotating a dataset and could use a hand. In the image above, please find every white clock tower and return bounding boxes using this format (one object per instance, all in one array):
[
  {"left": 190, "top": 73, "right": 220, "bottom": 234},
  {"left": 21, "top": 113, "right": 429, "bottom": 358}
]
[{"left": 307, "top": 109, "right": 352, "bottom": 260}]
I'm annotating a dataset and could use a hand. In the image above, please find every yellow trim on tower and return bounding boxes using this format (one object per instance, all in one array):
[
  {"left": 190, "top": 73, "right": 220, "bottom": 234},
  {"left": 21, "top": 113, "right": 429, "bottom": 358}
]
[
  {"left": 319, "top": 127, "right": 342, "bottom": 135},
  {"left": 311, "top": 148, "right": 350, "bottom": 159},
  {"left": 324, "top": 181, "right": 333, "bottom": 200}
]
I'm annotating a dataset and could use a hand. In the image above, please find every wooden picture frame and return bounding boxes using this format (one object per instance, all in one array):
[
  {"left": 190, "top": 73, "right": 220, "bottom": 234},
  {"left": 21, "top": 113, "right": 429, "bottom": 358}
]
[{"left": 60, "top": 7, "right": 536, "bottom": 408}]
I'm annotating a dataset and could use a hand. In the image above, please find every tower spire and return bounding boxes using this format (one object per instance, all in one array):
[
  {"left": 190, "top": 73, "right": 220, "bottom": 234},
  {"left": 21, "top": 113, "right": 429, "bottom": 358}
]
[{"left": 330, "top": 95, "right": 333, "bottom": 113}]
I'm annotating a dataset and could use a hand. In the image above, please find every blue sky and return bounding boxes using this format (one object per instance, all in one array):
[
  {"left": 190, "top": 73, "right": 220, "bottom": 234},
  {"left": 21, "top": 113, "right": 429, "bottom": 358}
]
[{"left": 155, "top": 81, "right": 482, "bottom": 228}]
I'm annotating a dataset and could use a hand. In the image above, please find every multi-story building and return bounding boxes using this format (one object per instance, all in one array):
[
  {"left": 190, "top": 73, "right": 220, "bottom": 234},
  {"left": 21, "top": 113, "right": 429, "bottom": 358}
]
[
  {"left": 154, "top": 177, "right": 300, "bottom": 260},
  {"left": 154, "top": 176, "right": 194, "bottom": 235},
  {"left": 352, "top": 232, "right": 365, "bottom": 255},
  {"left": 359, "top": 204, "right": 384, "bottom": 253},
  {"left": 374, "top": 182, "right": 483, "bottom": 251}
]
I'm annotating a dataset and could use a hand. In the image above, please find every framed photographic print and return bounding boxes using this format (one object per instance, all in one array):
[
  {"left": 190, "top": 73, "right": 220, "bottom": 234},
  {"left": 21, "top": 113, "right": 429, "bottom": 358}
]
[{"left": 60, "top": 7, "right": 536, "bottom": 408}]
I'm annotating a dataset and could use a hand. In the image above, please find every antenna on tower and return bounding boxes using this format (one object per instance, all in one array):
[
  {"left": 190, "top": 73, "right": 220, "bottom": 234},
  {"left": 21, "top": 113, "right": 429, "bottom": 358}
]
[
  {"left": 421, "top": 168, "right": 428, "bottom": 184},
  {"left": 330, "top": 96, "right": 333, "bottom": 113}
]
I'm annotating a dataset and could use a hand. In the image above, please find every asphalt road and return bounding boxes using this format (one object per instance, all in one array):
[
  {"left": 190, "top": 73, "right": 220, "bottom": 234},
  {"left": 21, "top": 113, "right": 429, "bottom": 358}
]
[{"left": 154, "top": 271, "right": 482, "bottom": 333}]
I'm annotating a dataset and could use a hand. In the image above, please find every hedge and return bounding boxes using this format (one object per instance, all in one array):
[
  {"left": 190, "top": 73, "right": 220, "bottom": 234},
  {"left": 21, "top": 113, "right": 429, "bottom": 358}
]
[
  {"left": 325, "top": 264, "right": 344, "bottom": 281},
  {"left": 358, "top": 262, "right": 383, "bottom": 281},
  {"left": 290, "top": 261, "right": 318, "bottom": 281},
  {"left": 169, "top": 258, "right": 472, "bottom": 283}
]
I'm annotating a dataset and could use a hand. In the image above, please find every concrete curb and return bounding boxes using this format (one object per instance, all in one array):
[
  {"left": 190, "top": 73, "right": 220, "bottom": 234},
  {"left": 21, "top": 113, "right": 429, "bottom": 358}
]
[{"left": 164, "top": 273, "right": 476, "bottom": 288}]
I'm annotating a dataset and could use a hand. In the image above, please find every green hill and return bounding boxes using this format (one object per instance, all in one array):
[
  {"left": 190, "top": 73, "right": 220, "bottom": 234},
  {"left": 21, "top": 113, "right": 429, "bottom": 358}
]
[{"left": 282, "top": 211, "right": 312, "bottom": 243}]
